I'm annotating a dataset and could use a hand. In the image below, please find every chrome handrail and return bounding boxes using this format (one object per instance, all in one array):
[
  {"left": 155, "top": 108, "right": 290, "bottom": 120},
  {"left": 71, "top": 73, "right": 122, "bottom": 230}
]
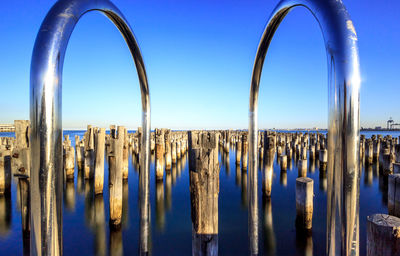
[
  {"left": 30, "top": 0, "right": 151, "bottom": 255},
  {"left": 249, "top": 0, "right": 360, "bottom": 255}
]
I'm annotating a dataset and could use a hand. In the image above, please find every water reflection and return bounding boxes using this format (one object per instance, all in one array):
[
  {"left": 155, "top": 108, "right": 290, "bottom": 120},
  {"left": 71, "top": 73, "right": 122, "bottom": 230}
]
[
  {"left": 165, "top": 171, "right": 172, "bottom": 211},
  {"left": 280, "top": 170, "right": 287, "bottom": 187},
  {"left": 295, "top": 229, "right": 313, "bottom": 256},
  {"left": 224, "top": 152, "right": 230, "bottom": 176},
  {"left": 262, "top": 195, "right": 276, "bottom": 255},
  {"left": 94, "top": 195, "right": 107, "bottom": 256},
  {"left": 172, "top": 164, "right": 177, "bottom": 185},
  {"left": 18, "top": 177, "right": 30, "bottom": 256},
  {"left": 122, "top": 181, "right": 130, "bottom": 229},
  {"left": 109, "top": 226, "right": 123, "bottom": 256},
  {"left": 0, "top": 193, "right": 11, "bottom": 236},
  {"left": 235, "top": 165, "right": 241, "bottom": 188},
  {"left": 319, "top": 169, "right": 327, "bottom": 192},
  {"left": 64, "top": 180, "right": 75, "bottom": 212},
  {"left": 378, "top": 170, "right": 388, "bottom": 206},
  {"left": 77, "top": 165, "right": 85, "bottom": 195},
  {"left": 241, "top": 169, "right": 248, "bottom": 208},
  {"left": 156, "top": 180, "right": 165, "bottom": 231},
  {"left": 85, "top": 179, "right": 95, "bottom": 228},
  {"left": 364, "top": 163, "right": 373, "bottom": 187}
]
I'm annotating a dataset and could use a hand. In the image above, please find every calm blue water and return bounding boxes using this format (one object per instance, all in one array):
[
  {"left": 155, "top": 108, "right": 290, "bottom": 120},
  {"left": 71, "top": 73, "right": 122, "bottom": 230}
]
[{"left": 0, "top": 130, "right": 396, "bottom": 255}]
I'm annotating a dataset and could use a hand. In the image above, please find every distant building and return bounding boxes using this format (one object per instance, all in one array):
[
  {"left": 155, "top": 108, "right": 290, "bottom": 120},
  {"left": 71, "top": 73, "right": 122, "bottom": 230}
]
[{"left": 375, "top": 126, "right": 382, "bottom": 129}]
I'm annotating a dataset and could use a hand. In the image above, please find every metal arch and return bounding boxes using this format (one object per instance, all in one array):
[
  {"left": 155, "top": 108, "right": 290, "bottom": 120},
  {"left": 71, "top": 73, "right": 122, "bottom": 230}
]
[
  {"left": 30, "top": 0, "right": 151, "bottom": 255},
  {"left": 249, "top": 0, "right": 361, "bottom": 255}
]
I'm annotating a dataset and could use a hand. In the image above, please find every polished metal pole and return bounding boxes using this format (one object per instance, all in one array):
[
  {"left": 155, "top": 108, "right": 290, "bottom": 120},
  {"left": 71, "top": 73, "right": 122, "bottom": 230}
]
[
  {"left": 249, "top": 0, "right": 360, "bottom": 255},
  {"left": 30, "top": 0, "right": 151, "bottom": 255}
]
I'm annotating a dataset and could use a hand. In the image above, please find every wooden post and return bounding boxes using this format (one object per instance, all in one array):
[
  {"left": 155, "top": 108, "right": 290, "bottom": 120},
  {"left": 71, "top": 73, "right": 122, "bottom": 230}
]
[
  {"left": 172, "top": 140, "right": 177, "bottom": 164},
  {"left": 122, "top": 129, "right": 129, "bottom": 180},
  {"left": 155, "top": 129, "right": 164, "bottom": 181},
  {"left": 298, "top": 159, "right": 307, "bottom": 178},
  {"left": 109, "top": 126, "right": 124, "bottom": 227},
  {"left": 242, "top": 134, "right": 248, "bottom": 171},
  {"left": 319, "top": 149, "right": 328, "bottom": 171},
  {"left": 64, "top": 143, "right": 75, "bottom": 181},
  {"left": 374, "top": 139, "right": 381, "bottom": 161},
  {"left": 75, "top": 135, "right": 84, "bottom": 170},
  {"left": 177, "top": 140, "right": 181, "bottom": 159},
  {"left": 0, "top": 151, "right": 11, "bottom": 195},
  {"left": 367, "top": 214, "right": 400, "bottom": 256},
  {"left": 236, "top": 140, "right": 242, "bottom": 165},
  {"left": 383, "top": 153, "right": 394, "bottom": 175},
  {"left": 165, "top": 132, "right": 172, "bottom": 171},
  {"left": 296, "top": 177, "right": 313, "bottom": 230},
  {"left": 188, "top": 131, "right": 219, "bottom": 256},
  {"left": 84, "top": 125, "right": 95, "bottom": 179},
  {"left": 94, "top": 128, "right": 106, "bottom": 195},
  {"left": 263, "top": 151, "right": 274, "bottom": 197},
  {"left": 388, "top": 174, "right": 400, "bottom": 217}
]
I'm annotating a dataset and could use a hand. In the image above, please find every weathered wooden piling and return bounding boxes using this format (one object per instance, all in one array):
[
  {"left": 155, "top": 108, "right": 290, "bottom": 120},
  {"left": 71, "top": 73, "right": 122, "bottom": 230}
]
[
  {"left": 309, "top": 145, "right": 315, "bottom": 160},
  {"left": 94, "top": 128, "right": 106, "bottom": 195},
  {"left": 177, "top": 140, "right": 182, "bottom": 159},
  {"left": 84, "top": 125, "right": 95, "bottom": 179},
  {"left": 122, "top": 129, "right": 129, "bottom": 180},
  {"left": 242, "top": 134, "right": 248, "bottom": 171},
  {"left": 109, "top": 126, "right": 124, "bottom": 227},
  {"left": 319, "top": 149, "right": 328, "bottom": 170},
  {"left": 165, "top": 131, "right": 172, "bottom": 171},
  {"left": 188, "top": 131, "right": 219, "bottom": 256},
  {"left": 388, "top": 174, "right": 400, "bottom": 217},
  {"left": 236, "top": 140, "right": 242, "bottom": 165},
  {"left": 367, "top": 214, "right": 400, "bottom": 256},
  {"left": 383, "top": 152, "right": 394, "bottom": 175},
  {"left": 172, "top": 140, "right": 177, "bottom": 164},
  {"left": 64, "top": 142, "right": 75, "bottom": 180},
  {"left": 366, "top": 139, "right": 374, "bottom": 164},
  {"left": 263, "top": 152, "right": 274, "bottom": 197},
  {"left": 373, "top": 139, "right": 381, "bottom": 161},
  {"left": 155, "top": 129, "right": 165, "bottom": 181},
  {"left": 296, "top": 177, "right": 313, "bottom": 230},
  {"left": 0, "top": 151, "right": 11, "bottom": 195},
  {"left": 12, "top": 120, "right": 30, "bottom": 178},
  {"left": 75, "top": 135, "right": 84, "bottom": 170}
]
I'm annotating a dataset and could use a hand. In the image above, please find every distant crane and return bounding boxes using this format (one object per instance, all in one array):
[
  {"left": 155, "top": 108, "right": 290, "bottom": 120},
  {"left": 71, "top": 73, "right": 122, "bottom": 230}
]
[
  {"left": 387, "top": 117, "right": 394, "bottom": 129},
  {"left": 387, "top": 117, "right": 400, "bottom": 129}
]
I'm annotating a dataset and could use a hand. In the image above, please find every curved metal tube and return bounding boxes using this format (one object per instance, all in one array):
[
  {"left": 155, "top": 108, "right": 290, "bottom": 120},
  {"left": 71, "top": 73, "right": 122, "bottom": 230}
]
[
  {"left": 30, "top": 0, "right": 151, "bottom": 255},
  {"left": 249, "top": 0, "right": 360, "bottom": 255}
]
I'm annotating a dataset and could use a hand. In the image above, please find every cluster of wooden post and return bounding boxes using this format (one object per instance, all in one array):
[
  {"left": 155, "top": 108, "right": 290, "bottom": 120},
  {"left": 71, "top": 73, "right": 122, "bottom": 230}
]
[
  {"left": 258, "top": 131, "right": 327, "bottom": 197},
  {"left": 152, "top": 129, "right": 188, "bottom": 181},
  {"left": 360, "top": 134, "right": 400, "bottom": 175},
  {"left": 0, "top": 121, "right": 31, "bottom": 239}
]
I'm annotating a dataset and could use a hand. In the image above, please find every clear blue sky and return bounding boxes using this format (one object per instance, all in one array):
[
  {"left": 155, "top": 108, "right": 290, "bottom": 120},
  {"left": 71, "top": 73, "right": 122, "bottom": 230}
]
[{"left": 0, "top": 0, "right": 399, "bottom": 130}]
